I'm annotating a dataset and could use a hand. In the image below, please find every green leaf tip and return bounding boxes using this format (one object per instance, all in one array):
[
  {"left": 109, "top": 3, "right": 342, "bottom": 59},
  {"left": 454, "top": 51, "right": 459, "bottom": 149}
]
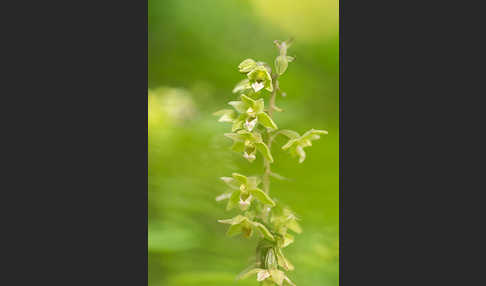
[{"left": 281, "top": 128, "right": 328, "bottom": 163}]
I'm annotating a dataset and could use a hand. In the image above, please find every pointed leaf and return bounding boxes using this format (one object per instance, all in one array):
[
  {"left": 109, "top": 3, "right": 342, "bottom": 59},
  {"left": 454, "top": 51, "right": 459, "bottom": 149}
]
[
  {"left": 230, "top": 114, "right": 246, "bottom": 132},
  {"left": 282, "top": 233, "right": 294, "bottom": 248},
  {"left": 224, "top": 132, "right": 241, "bottom": 141},
  {"left": 217, "top": 218, "right": 234, "bottom": 224},
  {"left": 232, "top": 173, "right": 248, "bottom": 184},
  {"left": 246, "top": 176, "right": 261, "bottom": 189},
  {"left": 231, "top": 141, "right": 245, "bottom": 152},
  {"left": 226, "top": 223, "right": 243, "bottom": 237},
  {"left": 218, "top": 214, "right": 246, "bottom": 225},
  {"left": 287, "top": 219, "right": 302, "bottom": 234},
  {"left": 256, "top": 142, "right": 274, "bottom": 163},
  {"left": 254, "top": 98, "right": 265, "bottom": 114},
  {"left": 213, "top": 109, "right": 235, "bottom": 122},
  {"left": 301, "top": 129, "right": 328, "bottom": 141},
  {"left": 257, "top": 112, "right": 278, "bottom": 129},
  {"left": 231, "top": 119, "right": 244, "bottom": 132},
  {"left": 237, "top": 268, "right": 264, "bottom": 280},
  {"left": 215, "top": 192, "right": 231, "bottom": 202},
  {"left": 273, "top": 105, "right": 284, "bottom": 112},
  {"left": 284, "top": 276, "right": 296, "bottom": 286},
  {"left": 228, "top": 101, "right": 247, "bottom": 113},
  {"left": 220, "top": 177, "right": 240, "bottom": 189},
  {"left": 269, "top": 172, "right": 288, "bottom": 181},
  {"left": 250, "top": 188, "right": 276, "bottom": 206},
  {"left": 233, "top": 78, "right": 251, "bottom": 93},
  {"left": 276, "top": 248, "right": 294, "bottom": 271},
  {"left": 242, "top": 225, "right": 253, "bottom": 238},
  {"left": 226, "top": 190, "right": 241, "bottom": 210},
  {"left": 279, "top": 129, "right": 300, "bottom": 139},
  {"left": 270, "top": 269, "right": 285, "bottom": 286},
  {"left": 253, "top": 222, "right": 275, "bottom": 241},
  {"left": 240, "top": 94, "right": 256, "bottom": 106},
  {"left": 282, "top": 138, "right": 298, "bottom": 150}
]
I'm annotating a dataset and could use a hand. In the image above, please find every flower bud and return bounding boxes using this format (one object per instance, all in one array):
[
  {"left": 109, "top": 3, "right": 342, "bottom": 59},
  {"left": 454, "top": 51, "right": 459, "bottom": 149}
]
[
  {"left": 274, "top": 55, "right": 289, "bottom": 75},
  {"left": 265, "top": 248, "right": 277, "bottom": 270},
  {"left": 238, "top": 58, "right": 257, "bottom": 73}
]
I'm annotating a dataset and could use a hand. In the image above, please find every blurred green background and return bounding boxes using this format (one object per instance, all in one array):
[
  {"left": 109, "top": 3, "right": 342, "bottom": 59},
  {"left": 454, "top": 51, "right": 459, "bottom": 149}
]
[{"left": 148, "top": 0, "right": 339, "bottom": 285}]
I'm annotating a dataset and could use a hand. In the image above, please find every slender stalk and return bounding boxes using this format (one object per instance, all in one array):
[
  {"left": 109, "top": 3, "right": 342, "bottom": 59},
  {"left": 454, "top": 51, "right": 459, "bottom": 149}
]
[{"left": 262, "top": 74, "right": 279, "bottom": 194}]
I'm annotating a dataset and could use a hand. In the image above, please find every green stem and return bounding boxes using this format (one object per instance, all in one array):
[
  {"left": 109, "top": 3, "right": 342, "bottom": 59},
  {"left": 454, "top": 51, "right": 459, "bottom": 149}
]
[{"left": 262, "top": 74, "right": 279, "bottom": 195}]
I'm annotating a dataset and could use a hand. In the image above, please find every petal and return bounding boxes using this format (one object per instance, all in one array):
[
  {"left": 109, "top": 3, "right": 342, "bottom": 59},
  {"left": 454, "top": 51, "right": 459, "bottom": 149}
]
[
  {"left": 257, "top": 270, "right": 270, "bottom": 281},
  {"left": 244, "top": 117, "right": 258, "bottom": 131},
  {"left": 215, "top": 192, "right": 231, "bottom": 201},
  {"left": 243, "top": 151, "right": 256, "bottom": 162},
  {"left": 251, "top": 81, "right": 265, "bottom": 92},
  {"left": 257, "top": 112, "right": 278, "bottom": 129}
]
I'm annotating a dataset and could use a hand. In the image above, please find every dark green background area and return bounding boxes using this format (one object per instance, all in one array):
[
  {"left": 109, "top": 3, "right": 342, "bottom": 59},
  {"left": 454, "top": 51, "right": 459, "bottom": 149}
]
[{"left": 148, "top": 1, "right": 339, "bottom": 285}]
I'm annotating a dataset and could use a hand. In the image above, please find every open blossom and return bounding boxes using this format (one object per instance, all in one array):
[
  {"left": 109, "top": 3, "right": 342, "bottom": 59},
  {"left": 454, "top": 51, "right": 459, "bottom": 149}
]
[
  {"left": 281, "top": 129, "right": 328, "bottom": 163},
  {"left": 238, "top": 267, "right": 296, "bottom": 286},
  {"left": 223, "top": 130, "right": 273, "bottom": 163},
  {"left": 215, "top": 173, "right": 275, "bottom": 211},
  {"left": 228, "top": 94, "right": 277, "bottom": 132},
  {"left": 247, "top": 65, "right": 273, "bottom": 92},
  {"left": 236, "top": 58, "right": 273, "bottom": 93}
]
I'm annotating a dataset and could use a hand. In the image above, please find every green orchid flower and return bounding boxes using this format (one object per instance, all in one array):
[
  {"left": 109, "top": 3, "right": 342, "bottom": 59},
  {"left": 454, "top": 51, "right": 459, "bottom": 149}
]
[
  {"left": 229, "top": 94, "right": 277, "bottom": 132},
  {"left": 215, "top": 41, "right": 327, "bottom": 285},
  {"left": 236, "top": 58, "right": 273, "bottom": 93},
  {"left": 238, "top": 267, "right": 296, "bottom": 286},
  {"left": 216, "top": 173, "right": 276, "bottom": 211},
  {"left": 218, "top": 215, "right": 255, "bottom": 238},
  {"left": 271, "top": 207, "right": 302, "bottom": 235},
  {"left": 281, "top": 129, "right": 328, "bottom": 163},
  {"left": 239, "top": 245, "right": 295, "bottom": 282},
  {"left": 269, "top": 206, "right": 301, "bottom": 252},
  {"left": 224, "top": 130, "right": 273, "bottom": 163},
  {"left": 218, "top": 214, "right": 275, "bottom": 241},
  {"left": 247, "top": 65, "right": 273, "bottom": 92}
]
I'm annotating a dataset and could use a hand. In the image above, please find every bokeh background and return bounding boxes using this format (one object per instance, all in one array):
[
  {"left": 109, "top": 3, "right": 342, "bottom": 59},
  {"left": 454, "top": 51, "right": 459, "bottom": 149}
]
[{"left": 148, "top": 0, "right": 339, "bottom": 285}]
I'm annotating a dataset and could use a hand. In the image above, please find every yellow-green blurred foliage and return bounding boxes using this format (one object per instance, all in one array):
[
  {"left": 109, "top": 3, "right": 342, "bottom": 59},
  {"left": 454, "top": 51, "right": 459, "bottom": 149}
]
[
  {"left": 149, "top": 1, "right": 339, "bottom": 285},
  {"left": 250, "top": 0, "right": 339, "bottom": 41}
]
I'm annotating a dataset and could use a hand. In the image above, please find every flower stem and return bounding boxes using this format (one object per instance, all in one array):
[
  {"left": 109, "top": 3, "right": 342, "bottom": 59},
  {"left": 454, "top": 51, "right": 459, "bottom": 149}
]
[{"left": 263, "top": 74, "right": 279, "bottom": 194}]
